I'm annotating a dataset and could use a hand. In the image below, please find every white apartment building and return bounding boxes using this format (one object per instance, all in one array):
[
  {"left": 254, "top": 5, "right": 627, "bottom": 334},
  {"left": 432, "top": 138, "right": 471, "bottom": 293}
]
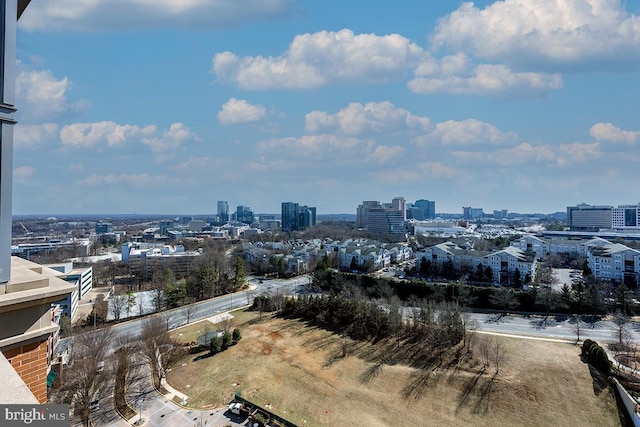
[
  {"left": 587, "top": 243, "right": 640, "bottom": 284},
  {"left": 339, "top": 244, "right": 391, "bottom": 270},
  {"left": 485, "top": 247, "right": 537, "bottom": 284},
  {"left": 512, "top": 235, "right": 640, "bottom": 285},
  {"left": 417, "top": 242, "right": 536, "bottom": 284},
  {"left": 511, "top": 235, "right": 611, "bottom": 258}
]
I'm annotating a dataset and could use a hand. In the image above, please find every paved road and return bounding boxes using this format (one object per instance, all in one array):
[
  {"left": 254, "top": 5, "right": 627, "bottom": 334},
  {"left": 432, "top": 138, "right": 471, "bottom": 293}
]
[
  {"left": 110, "top": 275, "right": 309, "bottom": 341},
  {"left": 472, "top": 311, "right": 640, "bottom": 343}
]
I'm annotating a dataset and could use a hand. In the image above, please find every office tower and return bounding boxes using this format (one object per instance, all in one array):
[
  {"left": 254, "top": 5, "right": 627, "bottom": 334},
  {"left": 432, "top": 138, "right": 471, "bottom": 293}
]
[
  {"left": 281, "top": 202, "right": 299, "bottom": 231},
  {"left": 567, "top": 203, "right": 612, "bottom": 231},
  {"left": 299, "top": 206, "right": 317, "bottom": 229},
  {"left": 414, "top": 199, "right": 436, "bottom": 220},
  {"left": 217, "top": 200, "right": 229, "bottom": 223},
  {"left": 611, "top": 204, "right": 640, "bottom": 230},
  {"left": 392, "top": 197, "right": 406, "bottom": 221},
  {"left": 493, "top": 209, "right": 508, "bottom": 219},
  {"left": 159, "top": 219, "right": 174, "bottom": 235},
  {"left": 356, "top": 198, "right": 407, "bottom": 241},
  {"left": 463, "top": 206, "right": 484, "bottom": 220},
  {"left": 236, "top": 205, "right": 255, "bottom": 224},
  {"left": 95, "top": 222, "right": 114, "bottom": 234},
  {"left": 356, "top": 201, "right": 383, "bottom": 228},
  {"left": 282, "top": 202, "right": 316, "bottom": 231},
  {"left": 367, "top": 209, "right": 406, "bottom": 242}
]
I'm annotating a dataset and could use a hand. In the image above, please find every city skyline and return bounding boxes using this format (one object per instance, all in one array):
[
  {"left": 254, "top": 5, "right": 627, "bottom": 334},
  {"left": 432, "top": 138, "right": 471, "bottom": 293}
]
[{"left": 12, "top": 0, "right": 640, "bottom": 215}]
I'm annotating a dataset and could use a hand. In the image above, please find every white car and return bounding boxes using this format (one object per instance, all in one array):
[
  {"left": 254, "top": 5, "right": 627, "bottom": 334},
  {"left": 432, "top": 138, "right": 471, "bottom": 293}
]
[
  {"left": 90, "top": 400, "right": 100, "bottom": 412},
  {"left": 228, "top": 402, "right": 243, "bottom": 415}
]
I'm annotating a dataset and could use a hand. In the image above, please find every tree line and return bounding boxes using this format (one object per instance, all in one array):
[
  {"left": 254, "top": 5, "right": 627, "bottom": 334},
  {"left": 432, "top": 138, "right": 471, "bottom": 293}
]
[
  {"left": 312, "top": 269, "right": 627, "bottom": 315},
  {"left": 253, "top": 293, "right": 467, "bottom": 350}
]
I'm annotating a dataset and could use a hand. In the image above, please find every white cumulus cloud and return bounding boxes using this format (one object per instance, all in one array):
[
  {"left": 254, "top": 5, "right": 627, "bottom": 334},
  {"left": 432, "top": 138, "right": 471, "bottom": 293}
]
[
  {"left": 590, "top": 122, "right": 640, "bottom": 143},
  {"left": 305, "top": 101, "right": 430, "bottom": 135},
  {"left": 16, "top": 69, "right": 85, "bottom": 121},
  {"left": 19, "top": 0, "right": 300, "bottom": 32},
  {"left": 59, "top": 121, "right": 199, "bottom": 154},
  {"left": 259, "top": 134, "right": 374, "bottom": 158},
  {"left": 416, "top": 162, "right": 457, "bottom": 178},
  {"left": 408, "top": 64, "right": 562, "bottom": 96},
  {"left": 217, "top": 98, "right": 266, "bottom": 125},
  {"left": 431, "top": 0, "right": 640, "bottom": 71},
  {"left": 418, "top": 119, "right": 518, "bottom": 146},
  {"left": 452, "top": 141, "right": 600, "bottom": 167},
  {"left": 60, "top": 121, "right": 157, "bottom": 148},
  {"left": 77, "top": 173, "right": 165, "bottom": 187},
  {"left": 14, "top": 123, "right": 59, "bottom": 149},
  {"left": 142, "top": 122, "right": 200, "bottom": 152},
  {"left": 370, "top": 145, "right": 404, "bottom": 164},
  {"left": 13, "top": 166, "right": 36, "bottom": 179},
  {"left": 213, "top": 29, "right": 425, "bottom": 89}
]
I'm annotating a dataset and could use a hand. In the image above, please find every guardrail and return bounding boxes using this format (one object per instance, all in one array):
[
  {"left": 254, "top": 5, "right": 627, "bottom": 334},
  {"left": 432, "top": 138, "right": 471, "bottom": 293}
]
[{"left": 612, "top": 378, "right": 640, "bottom": 427}]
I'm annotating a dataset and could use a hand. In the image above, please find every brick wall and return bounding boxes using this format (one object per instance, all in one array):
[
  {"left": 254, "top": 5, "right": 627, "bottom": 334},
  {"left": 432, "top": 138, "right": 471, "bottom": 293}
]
[{"left": 2, "top": 339, "right": 49, "bottom": 403}]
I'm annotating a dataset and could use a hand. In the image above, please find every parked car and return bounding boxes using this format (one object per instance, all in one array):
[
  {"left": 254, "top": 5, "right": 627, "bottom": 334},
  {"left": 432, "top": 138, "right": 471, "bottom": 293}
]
[
  {"left": 90, "top": 400, "right": 100, "bottom": 412},
  {"left": 96, "top": 361, "right": 105, "bottom": 373}
]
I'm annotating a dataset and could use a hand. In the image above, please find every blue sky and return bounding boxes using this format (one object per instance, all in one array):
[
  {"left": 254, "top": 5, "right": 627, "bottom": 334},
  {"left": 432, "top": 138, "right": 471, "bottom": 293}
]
[{"left": 12, "top": 0, "right": 640, "bottom": 215}]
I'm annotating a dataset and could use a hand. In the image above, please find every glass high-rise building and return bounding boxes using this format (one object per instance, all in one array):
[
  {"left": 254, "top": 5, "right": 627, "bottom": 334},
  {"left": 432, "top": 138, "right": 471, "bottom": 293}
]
[
  {"left": 217, "top": 200, "right": 229, "bottom": 223},
  {"left": 414, "top": 199, "right": 436, "bottom": 220},
  {"left": 236, "top": 205, "right": 254, "bottom": 224},
  {"left": 282, "top": 202, "right": 316, "bottom": 231}
]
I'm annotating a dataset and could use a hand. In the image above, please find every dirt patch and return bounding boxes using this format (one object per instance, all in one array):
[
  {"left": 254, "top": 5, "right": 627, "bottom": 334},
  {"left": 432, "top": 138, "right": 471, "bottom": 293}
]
[
  {"left": 262, "top": 346, "right": 272, "bottom": 355},
  {"left": 270, "top": 331, "right": 283, "bottom": 340}
]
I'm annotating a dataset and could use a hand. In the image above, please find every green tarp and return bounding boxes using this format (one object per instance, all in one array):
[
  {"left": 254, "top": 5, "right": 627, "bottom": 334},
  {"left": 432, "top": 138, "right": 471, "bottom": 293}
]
[{"left": 46, "top": 370, "right": 57, "bottom": 387}]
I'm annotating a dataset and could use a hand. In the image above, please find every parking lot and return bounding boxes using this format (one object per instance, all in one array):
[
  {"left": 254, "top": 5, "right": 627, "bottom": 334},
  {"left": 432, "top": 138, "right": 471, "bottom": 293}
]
[{"left": 551, "top": 268, "right": 582, "bottom": 291}]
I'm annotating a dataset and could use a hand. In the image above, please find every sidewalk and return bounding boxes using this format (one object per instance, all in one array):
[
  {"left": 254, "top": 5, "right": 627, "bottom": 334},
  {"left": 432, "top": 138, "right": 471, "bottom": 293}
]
[{"left": 159, "top": 377, "right": 188, "bottom": 405}]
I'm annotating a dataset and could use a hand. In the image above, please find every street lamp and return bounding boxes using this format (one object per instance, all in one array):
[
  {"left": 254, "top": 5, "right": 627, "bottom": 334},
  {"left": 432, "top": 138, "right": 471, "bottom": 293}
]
[{"left": 135, "top": 387, "right": 145, "bottom": 426}]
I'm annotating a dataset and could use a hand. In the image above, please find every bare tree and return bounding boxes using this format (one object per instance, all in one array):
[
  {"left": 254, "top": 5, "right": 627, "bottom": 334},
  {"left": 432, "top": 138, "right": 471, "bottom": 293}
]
[
  {"left": 92, "top": 293, "right": 108, "bottom": 325},
  {"left": 572, "top": 314, "right": 584, "bottom": 343},
  {"left": 246, "top": 288, "right": 256, "bottom": 306},
  {"left": 536, "top": 284, "right": 559, "bottom": 318},
  {"left": 388, "top": 296, "right": 404, "bottom": 348},
  {"left": 492, "top": 339, "right": 507, "bottom": 374},
  {"left": 612, "top": 310, "right": 630, "bottom": 346},
  {"left": 57, "top": 327, "right": 115, "bottom": 426},
  {"left": 220, "top": 316, "right": 234, "bottom": 335},
  {"left": 477, "top": 335, "right": 492, "bottom": 372},
  {"left": 113, "top": 334, "right": 146, "bottom": 418},
  {"left": 139, "top": 316, "right": 185, "bottom": 386},
  {"left": 180, "top": 298, "right": 198, "bottom": 325},
  {"left": 460, "top": 306, "right": 479, "bottom": 348},
  {"left": 109, "top": 294, "right": 128, "bottom": 322},
  {"left": 136, "top": 294, "right": 146, "bottom": 317}
]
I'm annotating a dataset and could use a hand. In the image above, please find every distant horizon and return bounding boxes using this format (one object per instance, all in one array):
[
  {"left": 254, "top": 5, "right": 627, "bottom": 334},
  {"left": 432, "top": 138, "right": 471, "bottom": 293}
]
[{"left": 11, "top": 210, "right": 568, "bottom": 218}]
